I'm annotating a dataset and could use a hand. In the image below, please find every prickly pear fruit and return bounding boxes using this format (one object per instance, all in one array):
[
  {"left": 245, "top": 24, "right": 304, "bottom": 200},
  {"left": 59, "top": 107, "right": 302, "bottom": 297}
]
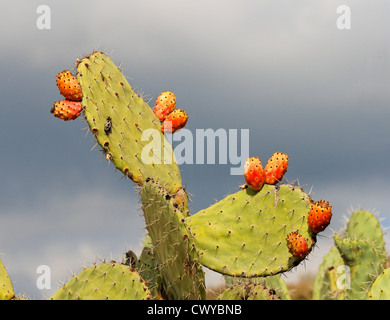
[
  {"left": 154, "top": 91, "right": 176, "bottom": 122},
  {"left": 264, "top": 152, "right": 289, "bottom": 185},
  {"left": 308, "top": 200, "right": 332, "bottom": 234},
  {"left": 161, "top": 109, "right": 188, "bottom": 133},
  {"left": 286, "top": 232, "right": 309, "bottom": 259},
  {"left": 244, "top": 157, "right": 264, "bottom": 191},
  {"left": 56, "top": 70, "right": 83, "bottom": 101},
  {"left": 50, "top": 100, "right": 82, "bottom": 121}
]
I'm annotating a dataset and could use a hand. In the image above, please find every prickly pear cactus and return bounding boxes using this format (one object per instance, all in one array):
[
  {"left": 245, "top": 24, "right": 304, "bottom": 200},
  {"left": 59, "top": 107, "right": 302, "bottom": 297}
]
[
  {"left": 334, "top": 234, "right": 385, "bottom": 300},
  {"left": 313, "top": 210, "right": 387, "bottom": 300},
  {"left": 225, "top": 274, "right": 290, "bottom": 300},
  {"left": 368, "top": 268, "right": 390, "bottom": 300},
  {"left": 312, "top": 246, "right": 345, "bottom": 300},
  {"left": 141, "top": 179, "right": 206, "bottom": 300},
  {"left": 218, "top": 282, "right": 282, "bottom": 300},
  {"left": 345, "top": 210, "right": 386, "bottom": 250},
  {"left": 186, "top": 184, "right": 316, "bottom": 277},
  {"left": 136, "top": 240, "right": 163, "bottom": 299},
  {"left": 76, "top": 52, "right": 182, "bottom": 194},
  {"left": 74, "top": 52, "right": 206, "bottom": 300},
  {"left": 48, "top": 51, "right": 337, "bottom": 300},
  {"left": 0, "top": 258, "right": 14, "bottom": 300},
  {"left": 50, "top": 262, "right": 151, "bottom": 300}
]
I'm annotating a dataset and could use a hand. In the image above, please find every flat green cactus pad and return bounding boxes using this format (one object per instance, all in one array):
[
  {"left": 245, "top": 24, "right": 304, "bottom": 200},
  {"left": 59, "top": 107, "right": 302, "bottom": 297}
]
[
  {"left": 218, "top": 282, "right": 282, "bottom": 300},
  {"left": 345, "top": 210, "right": 385, "bottom": 249},
  {"left": 334, "top": 234, "right": 385, "bottom": 300},
  {"left": 225, "top": 274, "right": 290, "bottom": 300},
  {"left": 50, "top": 262, "right": 151, "bottom": 300},
  {"left": 312, "top": 246, "right": 345, "bottom": 300},
  {"left": 368, "top": 268, "right": 390, "bottom": 300},
  {"left": 137, "top": 244, "right": 163, "bottom": 298},
  {"left": 0, "top": 258, "right": 14, "bottom": 300},
  {"left": 76, "top": 52, "right": 182, "bottom": 194},
  {"left": 140, "top": 179, "right": 206, "bottom": 300},
  {"left": 313, "top": 210, "right": 387, "bottom": 300},
  {"left": 186, "top": 184, "right": 315, "bottom": 277}
]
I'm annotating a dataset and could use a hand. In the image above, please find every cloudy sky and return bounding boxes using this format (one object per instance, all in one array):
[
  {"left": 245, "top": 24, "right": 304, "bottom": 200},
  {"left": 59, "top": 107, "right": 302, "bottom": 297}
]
[{"left": 1, "top": 0, "right": 389, "bottom": 299}]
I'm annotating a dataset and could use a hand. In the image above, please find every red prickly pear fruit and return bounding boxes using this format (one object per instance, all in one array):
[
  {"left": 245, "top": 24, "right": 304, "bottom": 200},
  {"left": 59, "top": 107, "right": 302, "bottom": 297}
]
[
  {"left": 307, "top": 200, "right": 332, "bottom": 234},
  {"left": 154, "top": 91, "right": 176, "bottom": 122},
  {"left": 56, "top": 70, "right": 83, "bottom": 101},
  {"left": 161, "top": 109, "right": 188, "bottom": 133},
  {"left": 286, "top": 232, "right": 309, "bottom": 259},
  {"left": 244, "top": 157, "right": 265, "bottom": 191},
  {"left": 263, "top": 152, "right": 289, "bottom": 185},
  {"left": 50, "top": 100, "right": 82, "bottom": 121}
]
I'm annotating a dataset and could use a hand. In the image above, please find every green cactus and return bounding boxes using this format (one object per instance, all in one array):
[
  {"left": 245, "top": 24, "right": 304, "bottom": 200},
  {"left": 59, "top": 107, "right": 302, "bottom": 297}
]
[
  {"left": 368, "top": 268, "right": 390, "bottom": 300},
  {"left": 76, "top": 52, "right": 205, "bottom": 300},
  {"left": 225, "top": 274, "right": 290, "bottom": 300},
  {"left": 334, "top": 234, "right": 385, "bottom": 300},
  {"left": 218, "top": 282, "right": 282, "bottom": 300},
  {"left": 312, "top": 246, "right": 345, "bottom": 300},
  {"left": 136, "top": 242, "right": 163, "bottom": 299},
  {"left": 0, "top": 258, "right": 14, "bottom": 300},
  {"left": 46, "top": 51, "right": 336, "bottom": 300},
  {"left": 186, "top": 184, "right": 316, "bottom": 277},
  {"left": 313, "top": 210, "right": 387, "bottom": 300},
  {"left": 50, "top": 262, "right": 151, "bottom": 300},
  {"left": 76, "top": 52, "right": 182, "bottom": 194},
  {"left": 338, "top": 211, "right": 387, "bottom": 300},
  {"left": 140, "top": 179, "right": 206, "bottom": 300},
  {"left": 345, "top": 210, "right": 386, "bottom": 250}
]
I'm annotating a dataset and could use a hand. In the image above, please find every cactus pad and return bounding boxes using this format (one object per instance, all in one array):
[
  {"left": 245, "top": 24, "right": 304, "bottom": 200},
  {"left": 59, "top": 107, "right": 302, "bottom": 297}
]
[
  {"left": 140, "top": 179, "right": 206, "bottom": 300},
  {"left": 76, "top": 52, "right": 182, "bottom": 193},
  {"left": 218, "top": 282, "right": 282, "bottom": 300},
  {"left": 368, "top": 268, "right": 390, "bottom": 300},
  {"left": 334, "top": 234, "right": 385, "bottom": 300},
  {"left": 312, "top": 246, "right": 345, "bottom": 300},
  {"left": 345, "top": 210, "right": 385, "bottom": 249},
  {"left": 225, "top": 274, "right": 290, "bottom": 300},
  {"left": 50, "top": 262, "right": 151, "bottom": 300},
  {"left": 186, "top": 184, "right": 315, "bottom": 277},
  {"left": 137, "top": 243, "right": 163, "bottom": 298},
  {"left": 0, "top": 258, "right": 14, "bottom": 300}
]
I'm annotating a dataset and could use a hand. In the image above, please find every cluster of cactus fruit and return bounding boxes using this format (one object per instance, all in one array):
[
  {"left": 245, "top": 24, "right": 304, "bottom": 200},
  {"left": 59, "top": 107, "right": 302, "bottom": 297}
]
[
  {"left": 154, "top": 91, "right": 189, "bottom": 133},
  {"left": 50, "top": 70, "right": 83, "bottom": 121},
  {"left": 0, "top": 51, "right": 387, "bottom": 300}
]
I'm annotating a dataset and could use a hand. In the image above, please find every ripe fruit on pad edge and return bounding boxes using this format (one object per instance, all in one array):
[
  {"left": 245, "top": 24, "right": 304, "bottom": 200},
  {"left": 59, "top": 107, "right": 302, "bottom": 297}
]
[
  {"left": 308, "top": 200, "right": 332, "bottom": 234},
  {"left": 264, "top": 152, "right": 289, "bottom": 185},
  {"left": 286, "top": 232, "right": 309, "bottom": 259},
  {"left": 244, "top": 157, "right": 265, "bottom": 191}
]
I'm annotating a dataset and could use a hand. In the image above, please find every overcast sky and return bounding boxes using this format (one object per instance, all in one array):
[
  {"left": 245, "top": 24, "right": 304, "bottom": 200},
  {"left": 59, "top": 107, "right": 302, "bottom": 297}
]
[{"left": 1, "top": 0, "right": 390, "bottom": 299}]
